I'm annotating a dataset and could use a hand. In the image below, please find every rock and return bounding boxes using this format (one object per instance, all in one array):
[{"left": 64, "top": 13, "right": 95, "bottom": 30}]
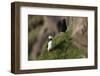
[{"left": 70, "top": 17, "right": 88, "bottom": 57}]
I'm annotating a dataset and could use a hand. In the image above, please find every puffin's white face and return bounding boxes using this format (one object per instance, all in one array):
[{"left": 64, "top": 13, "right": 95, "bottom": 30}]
[{"left": 48, "top": 35, "right": 53, "bottom": 39}]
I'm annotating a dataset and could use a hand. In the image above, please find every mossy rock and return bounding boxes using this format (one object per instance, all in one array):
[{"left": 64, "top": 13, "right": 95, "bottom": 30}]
[{"left": 37, "top": 31, "right": 84, "bottom": 60}]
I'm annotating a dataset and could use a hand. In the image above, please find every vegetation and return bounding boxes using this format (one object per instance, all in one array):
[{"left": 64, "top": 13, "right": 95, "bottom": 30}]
[{"left": 37, "top": 31, "right": 84, "bottom": 60}]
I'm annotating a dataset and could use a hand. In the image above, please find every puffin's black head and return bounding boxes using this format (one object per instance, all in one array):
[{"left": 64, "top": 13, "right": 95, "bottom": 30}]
[{"left": 48, "top": 38, "right": 52, "bottom": 42}]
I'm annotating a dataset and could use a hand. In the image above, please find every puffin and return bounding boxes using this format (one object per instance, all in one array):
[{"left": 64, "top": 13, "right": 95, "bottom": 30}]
[{"left": 48, "top": 35, "right": 53, "bottom": 52}]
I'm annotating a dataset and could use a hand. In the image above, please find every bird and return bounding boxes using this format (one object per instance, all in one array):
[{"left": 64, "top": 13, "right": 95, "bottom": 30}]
[{"left": 48, "top": 35, "right": 53, "bottom": 52}]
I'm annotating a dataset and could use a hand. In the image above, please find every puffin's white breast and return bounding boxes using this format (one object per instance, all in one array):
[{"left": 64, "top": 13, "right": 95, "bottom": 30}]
[{"left": 48, "top": 41, "right": 52, "bottom": 51}]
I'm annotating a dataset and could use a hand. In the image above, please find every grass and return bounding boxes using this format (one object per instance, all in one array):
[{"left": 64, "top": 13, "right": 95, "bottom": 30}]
[{"left": 37, "top": 31, "right": 84, "bottom": 60}]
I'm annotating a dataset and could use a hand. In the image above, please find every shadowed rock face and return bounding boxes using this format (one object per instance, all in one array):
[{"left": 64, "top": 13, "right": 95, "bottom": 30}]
[{"left": 57, "top": 19, "right": 67, "bottom": 32}]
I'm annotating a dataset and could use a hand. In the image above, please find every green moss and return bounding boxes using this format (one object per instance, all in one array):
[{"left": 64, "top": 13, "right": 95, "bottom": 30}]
[{"left": 37, "top": 31, "right": 84, "bottom": 60}]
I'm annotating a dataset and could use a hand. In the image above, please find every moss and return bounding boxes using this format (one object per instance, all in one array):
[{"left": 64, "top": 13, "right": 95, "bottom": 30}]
[{"left": 37, "top": 31, "right": 84, "bottom": 60}]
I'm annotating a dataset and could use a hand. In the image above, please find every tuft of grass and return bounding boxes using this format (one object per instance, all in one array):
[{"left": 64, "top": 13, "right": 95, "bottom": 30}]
[{"left": 37, "top": 31, "right": 84, "bottom": 60}]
